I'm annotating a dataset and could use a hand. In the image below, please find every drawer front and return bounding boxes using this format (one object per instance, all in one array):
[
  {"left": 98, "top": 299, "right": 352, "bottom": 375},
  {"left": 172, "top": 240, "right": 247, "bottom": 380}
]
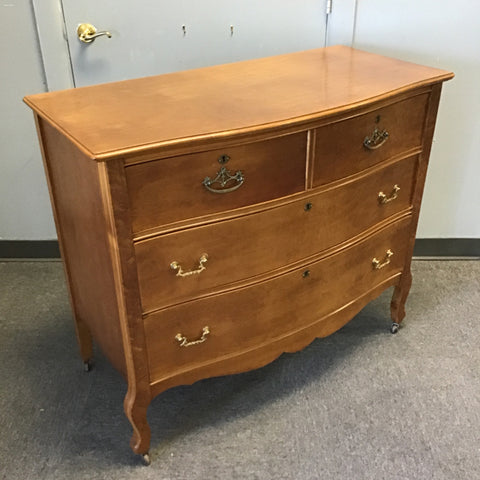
[
  {"left": 125, "top": 133, "right": 307, "bottom": 234},
  {"left": 144, "top": 217, "right": 412, "bottom": 383},
  {"left": 136, "top": 155, "right": 417, "bottom": 312},
  {"left": 313, "top": 93, "right": 429, "bottom": 185}
]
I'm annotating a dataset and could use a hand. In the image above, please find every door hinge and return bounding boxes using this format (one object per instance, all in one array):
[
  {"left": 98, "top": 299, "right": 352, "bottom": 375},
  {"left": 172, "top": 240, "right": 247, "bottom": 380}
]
[{"left": 326, "top": 0, "right": 333, "bottom": 15}]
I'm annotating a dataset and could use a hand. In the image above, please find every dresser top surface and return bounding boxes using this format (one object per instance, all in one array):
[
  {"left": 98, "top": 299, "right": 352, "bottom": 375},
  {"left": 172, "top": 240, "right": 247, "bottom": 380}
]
[{"left": 24, "top": 45, "right": 453, "bottom": 160}]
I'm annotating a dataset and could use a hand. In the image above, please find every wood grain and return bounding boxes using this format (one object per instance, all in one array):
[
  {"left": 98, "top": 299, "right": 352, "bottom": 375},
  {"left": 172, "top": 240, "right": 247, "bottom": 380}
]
[
  {"left": 36, "top": 118, "right": 126, "bottom": 375},
  {"left": 34, "top": 115, "right": 93, "bottom": 365},
  {"left": 100, "top": 160, "right": 152, "bottom": 455},
  {"left": 23, "top": 46, "right": 453, "bottom": 161},
  {"left": 391, "top": 83, "right": 444, "bottom": 325},
  {"left": 149, "top": 273, "right": 402, "bottom": 398},
  {"left": 313, "top": 92, "right": 429, "bottom": 185},
  {"left": 136, "top": 154, "right": 418, "bottom": 312},
  {"left": 144, "top": 216, "right": 412, "bottom": 384},
  {"left": 125, "top": 132, "right": 306, "bottom": 234}
]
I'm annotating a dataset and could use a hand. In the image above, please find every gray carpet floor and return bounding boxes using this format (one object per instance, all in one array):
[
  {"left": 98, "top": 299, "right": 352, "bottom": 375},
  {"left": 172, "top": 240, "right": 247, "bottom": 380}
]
[{"left": 0, "top": 260, "right": 479, "bottom": 480}]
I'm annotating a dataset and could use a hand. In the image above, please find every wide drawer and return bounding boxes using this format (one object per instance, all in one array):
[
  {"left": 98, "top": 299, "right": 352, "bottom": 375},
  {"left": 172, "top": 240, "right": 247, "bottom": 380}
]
[
  {"left": 144, "top": 216, "right": 411, "bottom": 383},
  {"left": 136, "top": 155, "right": 417, "bottom": 312},
  {"left": 313, "top": 93, "right": 429, "bottom": 185},
  {"left": 125, "top": 132, "right": 307, "bottom": 235}
]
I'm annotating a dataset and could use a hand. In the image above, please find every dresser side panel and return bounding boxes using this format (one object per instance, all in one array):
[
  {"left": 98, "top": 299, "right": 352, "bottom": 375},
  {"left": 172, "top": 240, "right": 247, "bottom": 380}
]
[
  {"left": 398, "top": 84, "right": 443, "bottom": 268},
  {"left": 389, "top": 84, "right": 443, "bottom": 324},
  {"left": 37, "top": 118, "right": 126, "bottom": 376}
]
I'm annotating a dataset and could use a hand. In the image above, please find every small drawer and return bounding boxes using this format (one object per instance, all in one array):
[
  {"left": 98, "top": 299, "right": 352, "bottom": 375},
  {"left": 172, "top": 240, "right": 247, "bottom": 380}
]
[
  {"left": 125, "top": 133, "right": 307, "bottom": 235},
  {"left": 135, "top": 155, "right": 417, "bottom": 312},
  {"left": 313, "top": 93, "right": 429, "bottom": 185},
  {"left": 144, "top": 216, "right": 412, "bottom": 384}
]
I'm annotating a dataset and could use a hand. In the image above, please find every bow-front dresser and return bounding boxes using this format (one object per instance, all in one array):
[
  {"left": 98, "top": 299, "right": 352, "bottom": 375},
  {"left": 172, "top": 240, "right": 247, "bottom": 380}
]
[{"left": 24, "top": 46, "right": 453, "bottom": 464}]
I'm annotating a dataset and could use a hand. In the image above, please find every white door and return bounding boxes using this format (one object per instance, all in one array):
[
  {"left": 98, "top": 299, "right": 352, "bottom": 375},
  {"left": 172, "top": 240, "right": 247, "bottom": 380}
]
[{"left": 58, "top": 0, "right": 328, "bottom": 87}]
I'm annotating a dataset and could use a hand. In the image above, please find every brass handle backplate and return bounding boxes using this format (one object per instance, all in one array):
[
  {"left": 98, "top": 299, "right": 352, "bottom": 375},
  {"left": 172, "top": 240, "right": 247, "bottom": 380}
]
[
  {"left": 77, "top": 23, "right": 112, "bottom": 43},
  {"left": 175, "top": 326, "right": 210, "bottom": 347},
  {"left": 364, "top": 128, "right": 389, "bottom": 150},
  {"left": 372, "top": 249, "right": 393, "bottom": 270},
  {"left": 170, "top": 254, "right": 208, "bottom": 277},
  {"left": 378, "top": 185, "right": 400, "bottom": 204},
  {"left": 203, "top": 154, "right": 244, "bottom": 194}
]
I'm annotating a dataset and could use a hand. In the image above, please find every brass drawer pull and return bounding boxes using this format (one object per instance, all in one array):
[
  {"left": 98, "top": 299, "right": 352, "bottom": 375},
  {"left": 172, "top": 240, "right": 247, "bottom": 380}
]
[
  {"left": 378, "top": 184, "right": 400, "bottom": 204},
  {"left": 364, "top": 127, "right": 389, "bottom": 150},
  {"left": 203, "top": 166, "right": 244, "bottom": 194},
  {"left": 372, "top": 249, "right": 393, "bottom": 270},
  {"left": 170, "top": 254, "right": 208, "bottom": 277},
  {"left": 175, "top": 326, "right": 210, "bottom": 347},
  {"left": 203, "top": 155, "right": 244, "bottom": 194}
]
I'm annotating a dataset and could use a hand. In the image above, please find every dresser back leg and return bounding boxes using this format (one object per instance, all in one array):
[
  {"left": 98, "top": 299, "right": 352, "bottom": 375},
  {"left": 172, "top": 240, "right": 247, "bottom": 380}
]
[
  {"left": 73, "top": 316, "right": 93, "bottom": 366},
  {"left": 390, "top": 269, "right": 413, "bottom": 326}
]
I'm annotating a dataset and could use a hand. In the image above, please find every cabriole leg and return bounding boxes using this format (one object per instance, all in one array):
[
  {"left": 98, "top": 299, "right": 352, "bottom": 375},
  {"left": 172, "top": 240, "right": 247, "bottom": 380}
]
[
  {"left": 124, "top": 390, "right": 152, "bottom": 464},
  {"left": 390, "top": 270, "right": 412, "bottom": 333}
]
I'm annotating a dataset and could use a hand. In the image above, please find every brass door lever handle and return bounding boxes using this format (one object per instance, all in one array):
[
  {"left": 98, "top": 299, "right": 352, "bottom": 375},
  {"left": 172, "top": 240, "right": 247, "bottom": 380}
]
[{"left": 77, "top": 23, "right": 112, "bottom": 43}]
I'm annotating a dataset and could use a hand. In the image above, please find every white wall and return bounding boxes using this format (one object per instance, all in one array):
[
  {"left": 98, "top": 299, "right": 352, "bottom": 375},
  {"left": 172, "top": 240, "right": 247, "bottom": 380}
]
[
  {"left": 341, "top": 0, "right": 480, "bottom": 239},
  {"left": 0, "top": 0, "right": 56, "bottom": 239},
  {"left": 2, "top": 1, "right": 479, "bottom": 241}
]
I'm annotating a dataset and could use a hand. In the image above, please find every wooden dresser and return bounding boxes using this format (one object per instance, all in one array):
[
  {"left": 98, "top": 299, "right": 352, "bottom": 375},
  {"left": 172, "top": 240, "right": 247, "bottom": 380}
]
[{"left": 24, "top": 46, "right": 453, "bottom": 464}]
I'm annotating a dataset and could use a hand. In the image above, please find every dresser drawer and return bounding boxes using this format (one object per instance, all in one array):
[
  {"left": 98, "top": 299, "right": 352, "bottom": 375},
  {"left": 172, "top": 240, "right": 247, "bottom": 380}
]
[
  {"left": 125, "top": 133, "right": 307, "bottom": 234},
  {"left": 313, "top": 93, "right": 429, "bottom": 185},
  {"left": 135, "top": 155, "right": 417, "bottom": 312},
  {"left": 144, "top": 216, "right": 411, "bottom": 383}
]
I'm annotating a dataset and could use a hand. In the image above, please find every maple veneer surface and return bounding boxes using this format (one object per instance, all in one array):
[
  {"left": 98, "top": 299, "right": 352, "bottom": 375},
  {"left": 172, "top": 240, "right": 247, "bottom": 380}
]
[{"left": 24, "top": 46, "right": 452, "bottom": 160}]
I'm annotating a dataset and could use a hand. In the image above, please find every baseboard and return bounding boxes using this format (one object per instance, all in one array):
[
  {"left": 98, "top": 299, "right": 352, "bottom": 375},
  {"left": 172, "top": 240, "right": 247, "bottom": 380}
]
[
  {"left": 0, "top": 240, "right": 60, "bottom": 259},
  {"left": 0, "top": 238, "right": 479, "bottom": 260},
  {"left": 413, "top": 238, "right": 480, "bottom": 258}
]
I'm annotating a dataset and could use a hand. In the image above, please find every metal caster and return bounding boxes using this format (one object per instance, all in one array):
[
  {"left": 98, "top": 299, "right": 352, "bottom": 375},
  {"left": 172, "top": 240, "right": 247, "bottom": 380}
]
[
  {"left": 141, "top": 453, "right": 151, "bottom": 466},
  {"left": 83, "top": 360, "right": 93, "bottom": 372},
  {"left": 390, "top": 322, "right": 400, "bottom": 334}
]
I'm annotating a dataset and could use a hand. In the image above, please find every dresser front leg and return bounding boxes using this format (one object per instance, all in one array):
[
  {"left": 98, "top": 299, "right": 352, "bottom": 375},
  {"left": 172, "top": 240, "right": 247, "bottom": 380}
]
[
  {"left": 124, "top": 389, "right": 152, "bottom": 462},
  {"left": 390, "top": 270, "right": 413, "bottom": 333}
]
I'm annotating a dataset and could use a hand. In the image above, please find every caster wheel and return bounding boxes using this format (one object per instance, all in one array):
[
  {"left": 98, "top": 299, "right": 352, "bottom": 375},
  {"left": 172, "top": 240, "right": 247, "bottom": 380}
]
[
  {"left": 141, "top": 453, "right": 151, "bottom": 466},
  {"left": 390, "top": 322, "right": 400, "bottom": 334},
  {"left": 83, "top": 361, "right": 93, "bottom": 372}
]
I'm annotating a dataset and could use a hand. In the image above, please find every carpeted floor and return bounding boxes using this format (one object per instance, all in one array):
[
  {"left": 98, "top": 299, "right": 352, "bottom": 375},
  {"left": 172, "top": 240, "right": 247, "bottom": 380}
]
[{"left": 0, "top": 260, "right": 479, "bottom": 480}]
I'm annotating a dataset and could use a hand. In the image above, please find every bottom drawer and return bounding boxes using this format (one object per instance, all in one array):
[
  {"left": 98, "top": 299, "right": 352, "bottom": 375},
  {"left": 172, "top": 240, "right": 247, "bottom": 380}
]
[{"left": 144, "top": 217, "right": 412, "bottom": 383}]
